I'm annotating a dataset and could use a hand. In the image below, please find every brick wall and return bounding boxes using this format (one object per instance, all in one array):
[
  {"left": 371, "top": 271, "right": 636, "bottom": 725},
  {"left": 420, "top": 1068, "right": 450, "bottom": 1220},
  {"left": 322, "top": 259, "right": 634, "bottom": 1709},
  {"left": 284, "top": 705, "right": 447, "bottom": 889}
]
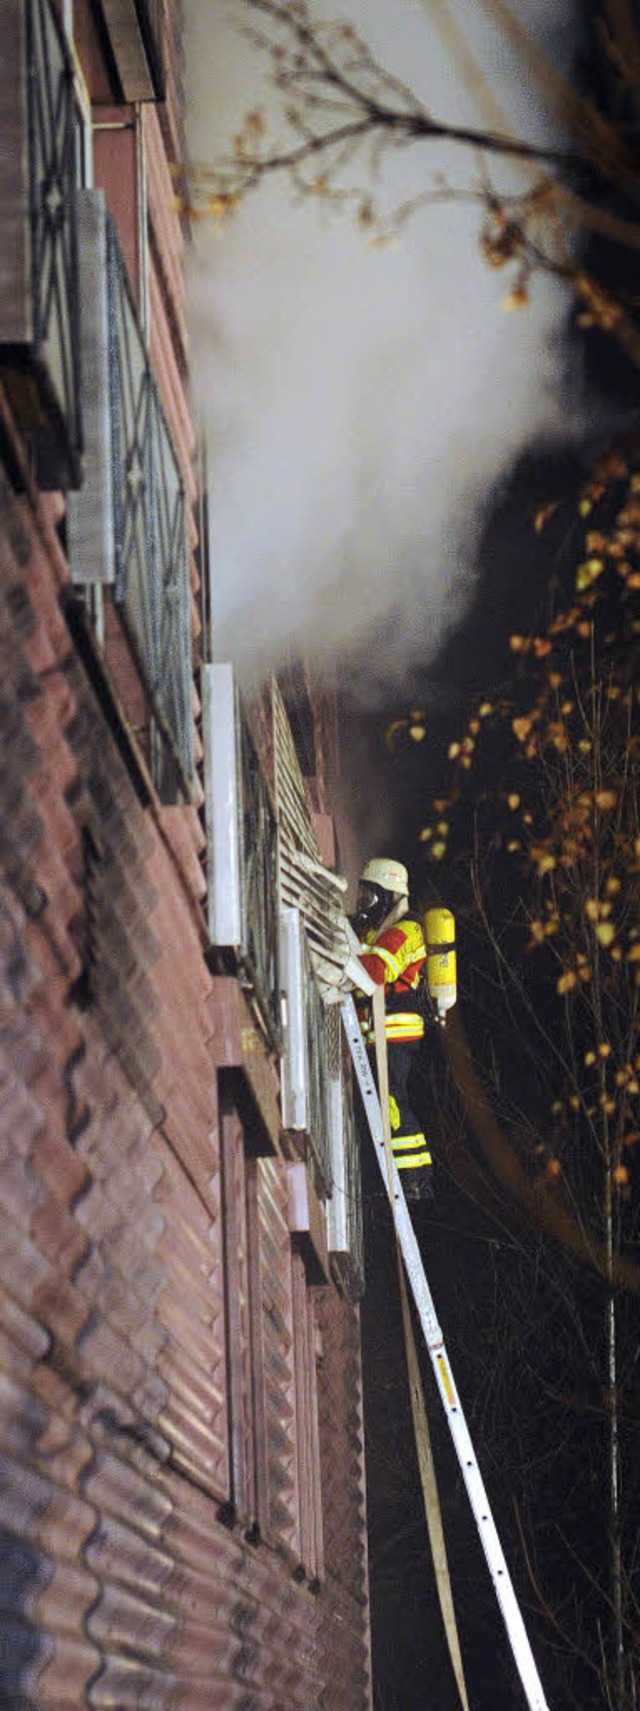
[{"left": 0, "top": 449, "right": 372, "bottom": 1706}]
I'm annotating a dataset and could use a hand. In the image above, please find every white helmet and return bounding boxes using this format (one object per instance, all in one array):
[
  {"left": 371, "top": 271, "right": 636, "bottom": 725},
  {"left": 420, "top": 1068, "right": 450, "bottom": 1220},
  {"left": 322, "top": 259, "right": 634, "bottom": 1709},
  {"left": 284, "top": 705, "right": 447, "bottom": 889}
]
[
  {"left": 361, "top": 858, "right": 409, "bottom": 896},
  {"left": 354, "top": 857, "right": 410, "bottom": 936}
]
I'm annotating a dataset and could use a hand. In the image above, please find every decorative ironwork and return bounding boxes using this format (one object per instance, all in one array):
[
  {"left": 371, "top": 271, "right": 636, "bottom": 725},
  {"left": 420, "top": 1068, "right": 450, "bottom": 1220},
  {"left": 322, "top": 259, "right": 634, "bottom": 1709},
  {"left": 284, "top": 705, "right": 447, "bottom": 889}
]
[
  {"left": 0, "top": 0, "right": 81, "bottom": 485},
  {"left": 27, "top": 0, "right": 80, "bottom": 423},
  {"left": 106, "top": 215, "right": 194, "bottom": 797}
]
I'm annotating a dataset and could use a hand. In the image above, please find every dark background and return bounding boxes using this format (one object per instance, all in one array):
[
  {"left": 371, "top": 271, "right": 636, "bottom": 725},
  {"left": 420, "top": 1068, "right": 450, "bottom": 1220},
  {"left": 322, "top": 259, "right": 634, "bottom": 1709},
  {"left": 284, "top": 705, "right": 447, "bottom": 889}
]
[{"left": 348, "top": 10, "right": 640, "bottom": 1695}]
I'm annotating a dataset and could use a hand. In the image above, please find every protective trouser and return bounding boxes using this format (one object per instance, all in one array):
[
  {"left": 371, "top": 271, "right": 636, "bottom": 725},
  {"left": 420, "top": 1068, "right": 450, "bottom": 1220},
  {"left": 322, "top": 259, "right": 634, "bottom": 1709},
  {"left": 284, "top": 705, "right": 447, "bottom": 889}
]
[{"left": 386, "top": 1040, "right": 433, "bottom": 1201}]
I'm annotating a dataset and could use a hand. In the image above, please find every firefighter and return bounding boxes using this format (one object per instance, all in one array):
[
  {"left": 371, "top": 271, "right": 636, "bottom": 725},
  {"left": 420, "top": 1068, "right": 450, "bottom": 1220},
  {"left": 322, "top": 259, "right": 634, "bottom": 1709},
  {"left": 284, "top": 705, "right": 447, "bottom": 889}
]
[{"left": 353, "top": 857, "right": 433, "bottom": 1201}]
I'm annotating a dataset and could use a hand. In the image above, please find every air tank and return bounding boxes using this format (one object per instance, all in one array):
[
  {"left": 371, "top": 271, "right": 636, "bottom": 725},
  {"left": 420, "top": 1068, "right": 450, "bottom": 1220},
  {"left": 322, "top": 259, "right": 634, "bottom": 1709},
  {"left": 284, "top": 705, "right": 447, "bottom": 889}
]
[{"left": 424, "top": 907, "right": 457, "bottom": 1023}]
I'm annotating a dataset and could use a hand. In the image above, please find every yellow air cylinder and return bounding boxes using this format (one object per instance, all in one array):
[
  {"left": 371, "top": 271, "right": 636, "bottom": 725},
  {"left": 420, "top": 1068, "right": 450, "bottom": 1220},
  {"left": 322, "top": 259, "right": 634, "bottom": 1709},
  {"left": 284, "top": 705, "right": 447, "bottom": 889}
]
[{"left": 424, "top": 907, "right": 457, "bottom": 1023}]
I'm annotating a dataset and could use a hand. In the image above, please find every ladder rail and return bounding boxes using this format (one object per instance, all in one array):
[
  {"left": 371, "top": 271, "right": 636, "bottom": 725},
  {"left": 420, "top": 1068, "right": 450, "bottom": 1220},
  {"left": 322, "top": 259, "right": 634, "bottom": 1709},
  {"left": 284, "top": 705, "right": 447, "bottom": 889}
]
[{"left": 341, "top": 995, "right": 551, "bottom": 1711}]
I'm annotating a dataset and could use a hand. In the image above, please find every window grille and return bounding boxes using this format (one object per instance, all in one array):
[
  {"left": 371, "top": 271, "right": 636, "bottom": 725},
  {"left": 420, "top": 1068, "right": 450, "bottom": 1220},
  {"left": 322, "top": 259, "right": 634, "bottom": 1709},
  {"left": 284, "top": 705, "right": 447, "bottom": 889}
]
[
  {"left": 67, "top": 194, "right": 195, "bottom": 801},
  {"left": 0, "top": 0, "right": 82, "bottom": 487}
]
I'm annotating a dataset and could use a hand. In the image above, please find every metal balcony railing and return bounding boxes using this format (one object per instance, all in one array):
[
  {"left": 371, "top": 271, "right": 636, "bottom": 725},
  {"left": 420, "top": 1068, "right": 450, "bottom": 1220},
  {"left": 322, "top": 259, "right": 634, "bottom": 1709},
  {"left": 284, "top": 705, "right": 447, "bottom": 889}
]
[
  {"left": 202, "top": 663, "right": 281, "bottom": 1047},
  {"left": 0, "top": 0, "right": 81, "bottom": 487},
  {"left": 106, "top": 215, "right": 194, "bottom": 797}
]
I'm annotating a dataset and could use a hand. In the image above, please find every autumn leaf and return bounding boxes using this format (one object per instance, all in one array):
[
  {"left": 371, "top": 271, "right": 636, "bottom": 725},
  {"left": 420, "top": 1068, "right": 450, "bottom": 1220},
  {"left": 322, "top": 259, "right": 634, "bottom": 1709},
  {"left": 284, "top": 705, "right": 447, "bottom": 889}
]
[
  {"left": 534, "top": 502, "right": 558, "bottom": 534},
  {"left": 501, "top": 284, "right": 529, "bottom": 311},
  {"left": 557, "top": 970, "right": 578, "bottom": 994},
  {"left": 547, "top": 722, "right": 569, "bottom": 753},
  {"left": 576, "top": 557, "right": 604, "bottom": 592},
  {"left": 531, "top": 846, "right": 556, "bottom": 873},
  {"left": 529, "top": 920, "right": 546, "bottom": 944},
  {"left": 512, "top": 716, "right": 533, "bottom": 744}
]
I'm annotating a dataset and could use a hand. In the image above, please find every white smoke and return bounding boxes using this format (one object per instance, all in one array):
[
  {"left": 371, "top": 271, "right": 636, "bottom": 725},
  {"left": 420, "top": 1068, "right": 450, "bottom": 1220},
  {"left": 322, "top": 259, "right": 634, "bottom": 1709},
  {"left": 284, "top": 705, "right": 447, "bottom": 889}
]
[{"left": 184, "top": 0, "right": 580, "bottom": 696}]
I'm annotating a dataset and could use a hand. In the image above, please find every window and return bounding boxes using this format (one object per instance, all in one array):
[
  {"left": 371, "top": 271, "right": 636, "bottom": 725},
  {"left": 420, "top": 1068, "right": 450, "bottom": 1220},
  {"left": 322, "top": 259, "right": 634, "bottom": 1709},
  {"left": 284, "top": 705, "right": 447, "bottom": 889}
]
[
  {"left": 219, "top": 1082, "right": 325, "bottom": 1579},
  {"left": 66, "top": 202, "right": 195, "bottom": 800}
]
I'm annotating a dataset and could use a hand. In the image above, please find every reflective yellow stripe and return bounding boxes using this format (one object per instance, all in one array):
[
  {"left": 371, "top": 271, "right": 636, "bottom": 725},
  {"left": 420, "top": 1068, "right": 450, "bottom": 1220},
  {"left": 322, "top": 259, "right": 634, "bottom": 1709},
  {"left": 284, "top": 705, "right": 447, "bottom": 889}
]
[
  {"left": 372, "top": 944, "right": 402, "bottom": 980},
  {"left": 392, "top": 1133, "right": 427, "bottom": 1152},
  {"left": 385, "top": 1006, "right": 424, "bottom": 1033},
  {"left": 393, "top": 1135, "right": 433, "bottom": 1167}
]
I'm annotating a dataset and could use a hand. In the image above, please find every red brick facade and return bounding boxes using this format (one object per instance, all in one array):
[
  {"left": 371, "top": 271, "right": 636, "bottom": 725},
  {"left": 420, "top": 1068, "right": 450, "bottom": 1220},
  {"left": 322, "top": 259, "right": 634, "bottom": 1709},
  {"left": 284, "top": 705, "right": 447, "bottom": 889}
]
[{"left": 0, "top": 2, "right": 372, "bottom": 1705}]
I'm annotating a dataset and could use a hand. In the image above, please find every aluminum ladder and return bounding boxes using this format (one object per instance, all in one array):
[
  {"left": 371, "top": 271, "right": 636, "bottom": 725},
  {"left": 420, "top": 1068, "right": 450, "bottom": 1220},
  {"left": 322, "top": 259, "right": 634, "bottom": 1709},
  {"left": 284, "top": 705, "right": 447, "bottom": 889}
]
[{"left": 341, "top": 994, "right": 551, "bottom": 1711}]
